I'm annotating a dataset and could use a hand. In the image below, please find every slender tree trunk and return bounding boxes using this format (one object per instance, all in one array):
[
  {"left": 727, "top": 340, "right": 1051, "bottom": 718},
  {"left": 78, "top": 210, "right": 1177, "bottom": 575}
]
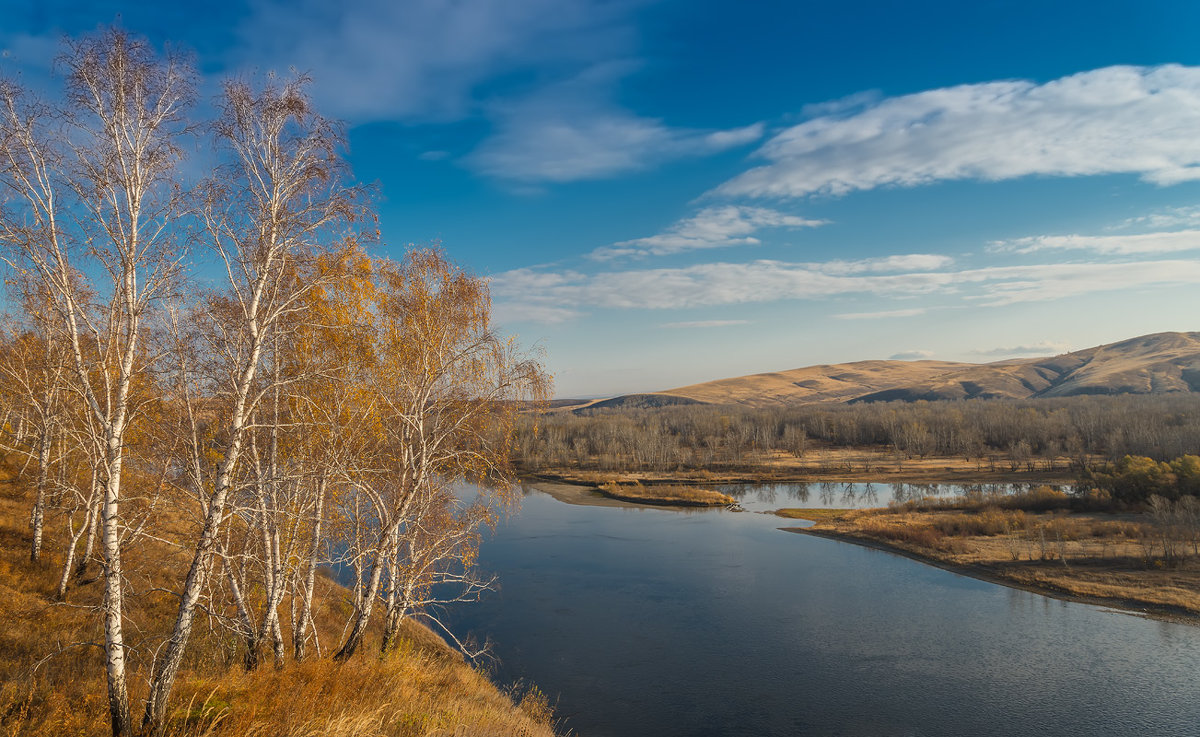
[
  {"left": 55, "top": 504, "right": 92, "bottom": 600},
  {"left": 335, "top": 539, "right": 389, "bottom": 661},
  {"left": 101, "top": 437, "right": 131, "bottom": 737},
  {"left": 143, "top": 454, "right": 241, "bottom": 728},
  {"left": 221, "top": 550, "right": 260, "bottom": 671},
  {"left": 78, "top": 480, "right": 101, "bottom": 577},
  {"left": 144, "top": 342, "right": 261, "bottom": 730},
  {"left": 30, "top": 424, "right": 51, "bottom": 563},
  {"left": 293, "top": 477, "right": 325, "bottom": 661}
]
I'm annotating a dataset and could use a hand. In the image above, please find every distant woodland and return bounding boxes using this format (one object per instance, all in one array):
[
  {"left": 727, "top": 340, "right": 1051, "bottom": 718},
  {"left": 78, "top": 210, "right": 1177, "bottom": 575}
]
[{"left": 515, "top": 395, "right": 1200, "bottom": 474}]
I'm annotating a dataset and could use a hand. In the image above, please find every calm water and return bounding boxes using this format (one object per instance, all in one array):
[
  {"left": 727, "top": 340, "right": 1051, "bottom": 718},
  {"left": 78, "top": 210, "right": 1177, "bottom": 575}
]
[
  {"left": 442, "top": 484, "right": 1200, "bottom": 737},
  {"left": 717, "top": 481, "right": 1074, "bottom": 512}
]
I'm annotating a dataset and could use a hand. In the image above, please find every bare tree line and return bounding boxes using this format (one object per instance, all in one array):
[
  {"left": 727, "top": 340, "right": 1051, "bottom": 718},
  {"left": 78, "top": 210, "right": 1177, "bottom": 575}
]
[
  {"left": 0, "top": 29, "right": 547, "bottom": 736},
  {"left": 515, "top": 395, "right": 1200, "bottom": 474}
]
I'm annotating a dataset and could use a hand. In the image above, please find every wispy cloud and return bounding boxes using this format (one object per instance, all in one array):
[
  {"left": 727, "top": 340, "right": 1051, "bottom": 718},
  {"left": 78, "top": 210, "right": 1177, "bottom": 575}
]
[
  {"left": 818, "top": 254, "right": 953, "bottom": 274},
  {"left": 890, "top": 350, "right": 934, "bottom": 360},
  {"left": 491, "top": 302, "right": 582, "bottom": 325},
  {"left": 971, "top": 341, "right": 1070, "bottom": 357},
  {"left": 660, "top": 319, "right": 750, "bottom": 328},
  {"left": 1114, "top": 206, "right": 1200, "bottom": 231},
  {"left": 836, "top": 308, "right": 927, "bottom": 320},
  {"left": 591, "top": 205, "right": 825, "bottom": 260},
  {"left": 991, "top": 230, "right": 1200, "bottom": 255},
  {"left": 717, "top": 65, "right": 1200, "bottom": 198},
  {"left": 491, "top": 257, "right": 1200, "bottom": 322},
  {"left": 466, "top": 64, "right": 763, "bottom": 182},
  {"left": 232, "top": 0, "right": 643, "bottom": 122}
]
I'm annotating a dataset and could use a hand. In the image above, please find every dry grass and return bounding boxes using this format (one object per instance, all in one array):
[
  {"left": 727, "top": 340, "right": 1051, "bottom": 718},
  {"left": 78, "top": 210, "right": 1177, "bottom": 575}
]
[
  {"left": 533, "top": 443, "right": 1078, "bottom": 488},
  {"left": 162, "top": 632, "right": 557, "bottom": 737},
  {"left": 598, "top": 482, "right": 735, "bottom": 507},
  {"left": 773, "top": 508, "right": 851, "bottom": 521},
  {"left": 0, "top": 456, "right": 558, "bottom": 737},
  {"left": 804, "top": 504, "right": 1200, "bottom": 618}
]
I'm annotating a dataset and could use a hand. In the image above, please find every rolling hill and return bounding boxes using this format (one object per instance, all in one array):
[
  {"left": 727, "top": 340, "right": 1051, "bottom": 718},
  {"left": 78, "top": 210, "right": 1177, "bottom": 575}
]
[{"left": 581, "top": 332, "right": 1200, "bottom": 409}]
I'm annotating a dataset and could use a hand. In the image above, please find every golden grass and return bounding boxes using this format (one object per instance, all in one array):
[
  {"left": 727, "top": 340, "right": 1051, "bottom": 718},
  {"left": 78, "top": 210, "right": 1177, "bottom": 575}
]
[
  {"left": 773, "top": 508, "right": 851, "bottom": 521},
  {"left": 533, "top": 443, "right": 1078, "bottom": 487},
  {"left": 163, "top": 632, "right": 557, "bottom": 737},
  {"left": 804, "top": 505, "right": 1200, "bottom": 618},
  {"left": 0, "top": 457, "right": 558, "bottom": 737},
  {"left": 598, "top": 482, "right": 735, "bottom": 507}
]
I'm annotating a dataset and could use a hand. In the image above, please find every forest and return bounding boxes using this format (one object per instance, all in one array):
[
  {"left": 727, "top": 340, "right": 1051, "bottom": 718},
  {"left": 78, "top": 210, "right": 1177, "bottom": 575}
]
[
  {"left": 514, "top": 394, "right": 1200, "bottom": 474},
  {"left": 0, "top": 30, "right": 547, "bottom": 736}
]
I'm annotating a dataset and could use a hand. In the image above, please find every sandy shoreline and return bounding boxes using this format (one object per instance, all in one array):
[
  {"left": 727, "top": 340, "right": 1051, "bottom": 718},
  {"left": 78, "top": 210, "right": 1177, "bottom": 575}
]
[
  {"left": 522, "top": 480, "right": 645, "bottom": 509},
  {"left": 783, "top": 526, "right": 1200, "bottom": 626},
  {"left": 524, "top": 479, "right": 735, "bottom": 510}
]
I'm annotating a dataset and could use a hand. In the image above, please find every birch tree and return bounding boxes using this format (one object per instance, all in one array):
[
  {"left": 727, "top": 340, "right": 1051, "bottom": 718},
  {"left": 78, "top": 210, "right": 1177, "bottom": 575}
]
[
  {"left": 0, "top": 30, "right": 193, "bottom": 736},
  {"left": 334, "top": 250, "right": 549, "bottom": 660},
  {"left": 143, "top": 74, "right": 360, "bottom": 729}
]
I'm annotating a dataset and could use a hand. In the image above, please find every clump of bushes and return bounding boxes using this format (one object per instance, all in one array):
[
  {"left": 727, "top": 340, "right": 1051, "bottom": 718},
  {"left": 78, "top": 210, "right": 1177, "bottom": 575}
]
[
  {"left": 931, "top": 507, "right": 1026, "bottom": 537},
  {"left": 1080, "top": 454, "right": 1200, "bottom": 504},
  {"left": 858, "top": 518, "right": 947, "bottom": 548}
]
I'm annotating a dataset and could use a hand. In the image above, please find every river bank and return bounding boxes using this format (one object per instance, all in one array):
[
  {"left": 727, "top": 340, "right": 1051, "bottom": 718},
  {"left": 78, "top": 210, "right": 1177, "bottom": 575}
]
[
  {"left": 779, "top": 508, "right": 1200, "bottom": 625},
  {"left": 0, "top": 460, "right": 559, "bottom": 737},
  {"left": 524, "top": 449, "right": 1078, "bottom": 487}
]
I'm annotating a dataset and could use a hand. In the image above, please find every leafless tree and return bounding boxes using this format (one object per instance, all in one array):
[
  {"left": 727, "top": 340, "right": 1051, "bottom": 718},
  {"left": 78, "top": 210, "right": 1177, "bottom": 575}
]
[
  {"left": 143, "top": 75, "right": 360, "bottom": 729},
  {"left": 0, "top": 29, "right": 193, "bottom": 735}
]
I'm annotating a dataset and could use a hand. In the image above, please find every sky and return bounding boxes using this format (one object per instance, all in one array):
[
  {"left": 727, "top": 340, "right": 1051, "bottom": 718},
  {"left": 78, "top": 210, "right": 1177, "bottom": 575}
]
[{"left": 4, "top": 1, "right": 1200, "bottom": 397}]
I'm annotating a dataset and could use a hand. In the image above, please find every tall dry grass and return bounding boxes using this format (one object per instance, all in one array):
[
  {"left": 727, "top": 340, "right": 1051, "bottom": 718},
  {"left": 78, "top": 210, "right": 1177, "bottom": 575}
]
[{"left": 0, "top": 457, "right": 559, "bottom": 737}]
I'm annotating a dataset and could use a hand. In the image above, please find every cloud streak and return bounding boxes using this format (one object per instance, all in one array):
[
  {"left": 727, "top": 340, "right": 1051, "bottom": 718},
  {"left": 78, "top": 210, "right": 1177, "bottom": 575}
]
[
  {"left": 836, "top": 308, "right": 927, "bottom": 320},
  {"left": 233, "top": 0, "right": 642, "bottom": 122},
  {"left": 718, "top": 65, "right": 1200, "bottom": 198},
  {"left": 591, "top": 205, "right": 825, "bottom": 260},
  {"left": 991, "top": 229, "right": 1200, "bottom": 255},
  {"left": 466, "top": 64, "right": 763, "bottom": 182},
  {"left": 491, "top": 257, "right": 1200, "bottom": 322},
  {"left": 661, "top": 320, "right": 750, "bottom": 328},
  {"left": 971, "top": 342, "right": 1070, "bottom": 357},
  {"left": 890, "top": 350, "right": 935, "bottom": 360}
]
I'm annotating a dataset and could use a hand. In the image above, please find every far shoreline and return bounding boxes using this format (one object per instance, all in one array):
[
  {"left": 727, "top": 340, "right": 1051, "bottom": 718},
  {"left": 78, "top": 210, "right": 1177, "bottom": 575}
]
[
  {"left": 523, "top": 467, "right": 1076, "bottom": 488},
  {"left": 782, "top": 526, "right": 1200, "bottom": 627},
  {"left": 521, "top": 476, "right": 1200, "bottom": 628}
]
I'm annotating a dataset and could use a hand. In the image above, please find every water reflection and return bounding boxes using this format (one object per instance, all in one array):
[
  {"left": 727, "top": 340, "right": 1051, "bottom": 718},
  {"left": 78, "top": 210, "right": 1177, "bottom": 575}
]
[
  {"left": 445, "top": 486, "right": 1200, "bottom": 737},
  {"left": 715, "top": 481, "right": 1074, "bottom": 512}
]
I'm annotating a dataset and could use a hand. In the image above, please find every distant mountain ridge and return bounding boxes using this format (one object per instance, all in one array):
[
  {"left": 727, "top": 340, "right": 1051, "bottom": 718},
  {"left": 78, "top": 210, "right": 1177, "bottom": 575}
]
[{"left": 578, "top": 332, "right": 1200, "bottom": 409}]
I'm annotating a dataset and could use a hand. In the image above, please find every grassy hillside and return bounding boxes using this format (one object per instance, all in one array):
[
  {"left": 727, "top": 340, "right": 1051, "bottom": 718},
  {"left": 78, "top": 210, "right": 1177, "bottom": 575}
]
[
  {"left": 575, "top": 332, "right": 1200, "bottom": 408},
  {"left": 0, "top": 458, "right": 558, "bottom": 737}
]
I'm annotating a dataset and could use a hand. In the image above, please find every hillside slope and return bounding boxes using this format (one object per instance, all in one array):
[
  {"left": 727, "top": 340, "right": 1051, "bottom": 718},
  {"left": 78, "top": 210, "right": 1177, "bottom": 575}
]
[
  {"left": 0, "top": 456, "right": 558, "bottom": 737},
  {"left": 592, "top": 332, "right": 1200, "bottom": 408}
]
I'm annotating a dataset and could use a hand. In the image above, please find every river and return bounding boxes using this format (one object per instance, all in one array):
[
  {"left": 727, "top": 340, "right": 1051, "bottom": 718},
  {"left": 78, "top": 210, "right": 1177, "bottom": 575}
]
[{"left": 441, "top": 482, "right": 1200, "bottom": 737}]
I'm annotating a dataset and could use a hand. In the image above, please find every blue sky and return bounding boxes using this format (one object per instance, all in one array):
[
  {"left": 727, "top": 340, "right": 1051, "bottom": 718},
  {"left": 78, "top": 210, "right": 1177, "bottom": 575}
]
[{"left": 5, "top": 1, "right": 1200, "bottom": 397}]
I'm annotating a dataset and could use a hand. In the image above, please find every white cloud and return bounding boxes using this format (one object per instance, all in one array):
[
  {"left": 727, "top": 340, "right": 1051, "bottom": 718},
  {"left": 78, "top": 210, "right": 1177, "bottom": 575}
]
[
  {"left": 718, "top": 65, "right": 1200, "bottom": 198},
  {"left": 233, "top": 0, "right": 642, "bottom": 122},
  {"left": 818, "top": 254, "right": 954, "bottom": 274},
  {"left": 466, "top": 65, "right": 763, "bottom": 182},
  {"left": 836, "top": 308, "right": 927, "bottom": 320},
  {"left": 661, "top": 320, "right": 750, "bottom": 328},
  {"left": 971, "top": 341, "right": 1070, "bottom": 357},
  {"left": 591, "top": 205, "right": 825, "bottom": 260},
  {"left": 491, "top": 302, "right": 581, "bottom": 325},
  {"left": 890, "top": 350, "right": 935, "bottom": 360},
  {"left": 469, "top": 114, "right": 762, "bottom": 182},
  {"left": 992, "top": 230, "right": 1200, "bottom": 255},
  {"left": 491, "top": 256, "right": 1200, "bottom": 322},
  {"left": 1114, "top": 206, "right": 1200, "bottom": 231}
]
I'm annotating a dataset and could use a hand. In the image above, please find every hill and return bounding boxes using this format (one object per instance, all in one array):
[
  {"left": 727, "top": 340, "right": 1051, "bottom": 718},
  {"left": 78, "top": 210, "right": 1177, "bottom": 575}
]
[
  {"left": 0, "top": 455, "right": 558, "bottom": 737},
  {"left": 582, "top": 332, "right": 1200, "bottom": 408}
]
